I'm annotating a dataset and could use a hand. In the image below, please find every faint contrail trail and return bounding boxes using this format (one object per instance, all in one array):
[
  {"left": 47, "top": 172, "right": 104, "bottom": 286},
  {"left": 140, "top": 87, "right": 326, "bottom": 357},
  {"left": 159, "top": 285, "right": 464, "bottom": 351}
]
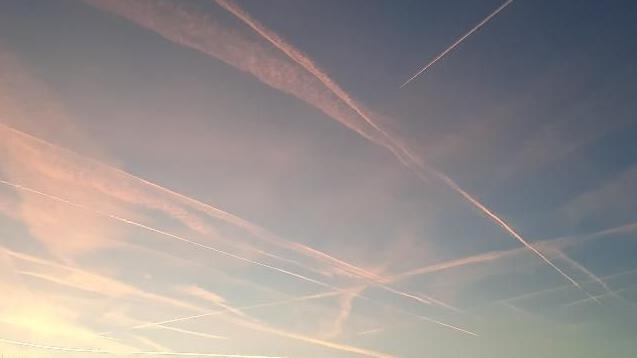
[
  {"left": 0, "top": 179, "right": 334, "bottom": 290},
  {"left": 213, "top": 0, "right": 407, "bottom": 160},
  {"left": 129, "top": 291, "right": 341, "bottom": 330},
  {"left": 400, "top": 0, "right": 514, "bottom": 88},
  {"left": 0, "top": 122, "right": 383, "bottom": 284},
  {"left": 557, "top": 251, "right": 616, "bottom": 300},
  {"left": 0, "top": 337, "right": 109, "bottom": 354},
  {"left": 493, "top": 268, "right": 637, "bottom": 305},
  {"left": 562, "top": 283, "right": 637, "bottom": 308},
  {"left": 1, "top": 124, "right": 454, "bottom": 314},
  {"left": 1, "top": 177, "right": 471, "bottom": 335},
  {"left": 431, "top": 170, "right": 587, "bottom": 291}
]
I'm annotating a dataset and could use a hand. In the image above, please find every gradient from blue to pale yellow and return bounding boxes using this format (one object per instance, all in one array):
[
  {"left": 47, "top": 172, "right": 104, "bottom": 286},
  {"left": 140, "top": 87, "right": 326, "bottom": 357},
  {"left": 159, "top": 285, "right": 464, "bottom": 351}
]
[{"left": 0, "top": 0, "right": 636, "bottom": 357}]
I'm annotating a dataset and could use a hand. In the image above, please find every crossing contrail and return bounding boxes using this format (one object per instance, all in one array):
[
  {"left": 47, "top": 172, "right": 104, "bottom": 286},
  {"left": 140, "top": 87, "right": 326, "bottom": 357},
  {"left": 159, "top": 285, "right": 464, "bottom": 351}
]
[
  {"left": 400, "top": 0, "right": 514, "bottom": 88},
  {"left": 1, "top": 175, "right": 473, "bottom": 335},
  {"left": 0, "top": 178, "right": 334, "bottom": 290},
  {"left": 1, "top": 123, "right": 458, "bottom": 313},
  {"left": 205, "top": 0, "right": 582, "bottom": 291},
  {"left": 84, "top": 0, "right": 585, "bottom": 300}
]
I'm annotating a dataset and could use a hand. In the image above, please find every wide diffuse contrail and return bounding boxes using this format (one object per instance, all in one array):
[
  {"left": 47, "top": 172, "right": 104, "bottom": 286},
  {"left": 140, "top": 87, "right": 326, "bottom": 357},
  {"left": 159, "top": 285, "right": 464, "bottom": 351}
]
[{"left": 400, "top": 0, "right": 514, "bottom": 88}]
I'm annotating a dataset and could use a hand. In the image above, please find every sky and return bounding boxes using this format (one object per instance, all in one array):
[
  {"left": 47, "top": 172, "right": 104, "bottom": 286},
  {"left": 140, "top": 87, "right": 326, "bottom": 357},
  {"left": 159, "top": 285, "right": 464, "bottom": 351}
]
[{"left": 0, "top": 0, "right": 636, "bottom": 357}]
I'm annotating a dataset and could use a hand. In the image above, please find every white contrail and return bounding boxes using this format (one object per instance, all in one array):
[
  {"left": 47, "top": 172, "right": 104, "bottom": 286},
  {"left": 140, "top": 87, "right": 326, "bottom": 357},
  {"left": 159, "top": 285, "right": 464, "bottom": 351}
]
[
  {"left": 1, "top": 124, "right": 456, "bottom": 314},
  {"left": 558, "top": 252, "right": 615, "bottom": 300},
  {"left": 0, "top": 123, "right": 384, "bottom": 284},
  {"left": 0, "top": 178, "right": 334, "bottom": 290},
  {"left": 0, "top": 336, "right": 109, "bottom": 354},
  {"left": 400, "top": 0, "right": 514, "bottom": 88}
]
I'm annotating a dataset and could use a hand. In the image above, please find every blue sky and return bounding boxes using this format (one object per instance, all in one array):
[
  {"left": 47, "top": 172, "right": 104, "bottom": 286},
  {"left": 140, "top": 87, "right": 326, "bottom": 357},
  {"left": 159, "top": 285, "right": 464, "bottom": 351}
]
[{"left": 0, "top": 1, "right": 636, "bottom": 357}]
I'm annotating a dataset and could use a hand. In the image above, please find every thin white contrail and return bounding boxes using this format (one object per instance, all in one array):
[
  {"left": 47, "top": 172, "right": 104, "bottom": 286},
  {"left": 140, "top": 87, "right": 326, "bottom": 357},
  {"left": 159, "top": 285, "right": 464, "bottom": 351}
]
[
  {"left": 494, "top": 268, "right": 637, "bottom": 305},
  {"left": 1, "top": 178, "right": 472, "bottom": 336},
  {"left": 129, "top": 291, "right": 341, "bottom": 330},
  {"left": 562, "top": 283, "right": 637, "bottom": 308},
  {"left": 431, "top": 171, "right": 588, "bottom": 291},
  {"left": 0, "top": 178, "right": 333, "bottom": 290},
  {"left": 1, "top": 124, "right": 457, "bottom": 314},
  {"left": 0, "top": 337, "right": 109, "bottom": 354},
  {"left": 400, "top": 0, "right": 514, "bottom": 88},
  {"left": 0, "top": 123, "right": 383, "bottom": 284},
  {"left": 558, "top": 252, "right": 616, "bottom": 300}
]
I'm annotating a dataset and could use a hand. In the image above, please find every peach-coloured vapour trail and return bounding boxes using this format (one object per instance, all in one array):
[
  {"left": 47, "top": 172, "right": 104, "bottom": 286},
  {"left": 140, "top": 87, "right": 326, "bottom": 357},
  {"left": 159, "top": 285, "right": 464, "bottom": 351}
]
[
  {"left": 0, "top": 122, "right": 383, "bottom": 285},
  {"left": 1, "top": 124, "right": 453, "bottom": 315},
  {"left": 0, "top": 179, "right": 334, "bottom": 290},
  {"left": 6, "top": 178, "right": 468, "bottom": 337},
  {"left": 431, "top": 170, "right": 586, "bottom": 291},
  {"left": 558, "top": 252, "right": 615, "bottom": 300},
  {"left": 400, "top": 0, "right": 514, "bottom": 88},
  {"left": 2, "top": 170, "right": 471, "bottom": 334},
  {"left": 128, "top": 294, "right": 395, "bottom": 358},
  {"left": 213, "top": 0, "right": 409, "bottom": 163},
  {"left": 83, "top": 0, "right": 587, "bottom": 292}
]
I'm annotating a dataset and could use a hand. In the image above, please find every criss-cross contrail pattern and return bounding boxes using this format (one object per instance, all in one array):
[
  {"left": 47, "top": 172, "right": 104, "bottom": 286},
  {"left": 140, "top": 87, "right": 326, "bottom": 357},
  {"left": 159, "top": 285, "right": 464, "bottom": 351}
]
[
  {"left": 210, "top": 0, "right": 583, "bottom": 307},
  {"left": 400, "top": 0, "right": 514, "bottom": 88}
]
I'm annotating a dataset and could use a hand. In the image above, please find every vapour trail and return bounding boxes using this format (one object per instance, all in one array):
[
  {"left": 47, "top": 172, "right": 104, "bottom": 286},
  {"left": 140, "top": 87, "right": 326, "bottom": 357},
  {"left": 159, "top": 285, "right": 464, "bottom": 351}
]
[
  {"left": 2, "top": 177, "right": 473, "bottom": 335},
  {"left": 400, "top": 0, "right": 514, "bottom": 88},
  {"left": 224, "top": 316, "right": 396, "bottom": 358},
  {"left": 0, "top": 337, "right": 282, "bottom": 358},
  {"left": 135, "top": 325, "right": 228, "bottom": 341},
  {"left": 129, "top": 291, "right": 341, "bottom": 330},
  {"left": 130, "top": 293, "right": 396, "bottom": 358},
  {"left": 1, "top": 124, "right": 455, "bottom": 315},
  {"left": 209, "top": 0, "right": 463, "bottom": 312},
  {"left": 493, "top": 268, "right": 637, "bottom": 305},
  {"left": 213, "top": 0, "right": 407, "bottom": 161},
  {"left": 431, "top": 170, "right": 587, "bottom": 291},
  {"left": 562, "top": 283, "right": 637, "bottom": 308},
  {"left": 0, "top": 123, "right": 383, "bottom": 285},
  {"left": 558, "top": 252, "right": 616, "bottom": 299},
  {"left": 0, "top": 179, "right": 333, "bottom": 290},
  {"left": 131, "top": 285, "right": 476, "bottom": 338},
  {"left": 0, "top": 336, "right": 109, "bottom": 354},
  {"left": 391, "top": 220, "right": 637, "bottom": 283}
]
